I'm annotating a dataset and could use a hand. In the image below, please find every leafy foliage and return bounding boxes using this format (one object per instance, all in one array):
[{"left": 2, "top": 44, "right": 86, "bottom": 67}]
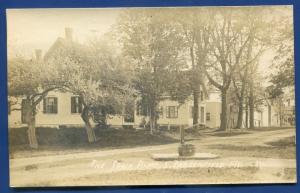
[
  {"left": 118, "top": 9, "right": 188, "bottom": 129},
  {"left": 267, "top": 13, "right": 294, "bottom": 99},
  {"left": 47, "top": 37, "right": 136, "bottom": 120}
]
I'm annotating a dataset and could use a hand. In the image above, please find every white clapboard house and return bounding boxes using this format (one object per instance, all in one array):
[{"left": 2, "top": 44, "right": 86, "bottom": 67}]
[{"left": 8, "top": 28, "right": 208, "bottom": 129}]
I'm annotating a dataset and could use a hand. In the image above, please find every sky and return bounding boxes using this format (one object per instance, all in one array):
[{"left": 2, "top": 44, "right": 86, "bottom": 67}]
[
  {"left": 6, "top": 6, "right": 293, "bottom": 79},
  {"left": 7, "top": 8, "right": 121, "bottom": 58}
]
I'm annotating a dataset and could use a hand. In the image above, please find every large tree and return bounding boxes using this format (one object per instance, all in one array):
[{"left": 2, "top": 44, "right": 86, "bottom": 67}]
[
  {"left": 203, "top": 8, "right": 251, "bottom": 131},
  {"left": 173, "top": 9, "right": 210, "bottom": 129},
  {"left": 8, "top": 55, "right": 66, "bottom": 148},
  {"left": 118, "top": 9, "right": 186, "bottom": 133},
  {"left": 266, "top": 8, "right": 294, "bottom": 127},
  {"left": 267, "top": 9, "right": 294, "bottom": 99},
  {"left": 230, "top": 7, "right": 271, "bottom": 129},
  {"left": 238, "top": 7, "right": 291, "bottom": 129},
  {"left": 49, "top": 38, "right": 135, "bottom": 142}
]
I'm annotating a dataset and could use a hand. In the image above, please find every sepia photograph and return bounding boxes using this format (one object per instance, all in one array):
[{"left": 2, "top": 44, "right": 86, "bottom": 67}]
[{"left": 7, "top": 6, "right": 296, "bottom": 187}]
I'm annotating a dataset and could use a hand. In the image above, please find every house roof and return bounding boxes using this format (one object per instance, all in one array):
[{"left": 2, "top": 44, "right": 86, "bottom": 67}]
[{"left": 43, "top": 36, "right": 87, "bottom": 62}]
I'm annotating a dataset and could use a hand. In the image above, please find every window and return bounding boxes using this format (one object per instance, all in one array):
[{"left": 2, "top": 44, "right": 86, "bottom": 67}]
[
  {"left": 71, "top": 96, "right": 82, "bottom": 113},
  {"left": 43, "top": 97, "right": 58, "bottom": 114},
  {"left": 206, "top": 112, "right": 210, "bottom": 121},
  {"left": 201, "top": 106, "right": 205, "bottom": 123},
  {"left": 166, "top": 106, "right": 178, "bottom": 118}
]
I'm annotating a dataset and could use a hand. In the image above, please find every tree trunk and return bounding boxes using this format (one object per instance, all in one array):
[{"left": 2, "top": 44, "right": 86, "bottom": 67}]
[
  {"left": 149, "top": 103, "right": 158, "bottom": 134},
  {"left": 236, "top": 83, "right": 246, "bottom": 129},
  {"left": 236, "top": 98, "right": 244, "bottom": 129},
  {"left": 248, "top": 32, "right": 255, "bottom": 129},
  {"left": 26, "top": 100, "right": 38, "bottom": 149},
  {"left": 220, "top": 89, "right": 228, "bottom": 131},
  {"left": 234, "top": 71, "right": 247, "bottom": 129},
  {"left": 268, "top": 105, "right": 272, "bottom": 126},
  {"left": 279, "top": 99, "right": 283, "bottom": 127},
  {"left": 149, "top": 108, "right": 153, "bottom": 135},
  {"left": 249, "top": 84, "right": 255, "bottom": 129},
  {"left": 193, "top": 89, "right": 199, "bottom": 129},
  {"left": 190, "top": 44, "right": 199, "bottom": 129},
  {"left": 245, "top": 98, "right": 249, "bottom": 129},
  {"left": 81, "top": 107, "right": 97, "bottom": 143}
]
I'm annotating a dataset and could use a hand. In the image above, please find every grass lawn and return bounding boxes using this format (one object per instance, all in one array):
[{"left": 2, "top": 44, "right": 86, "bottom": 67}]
[
  {"left": 9, "top": 128, "right": 178, "bottom": 158},
  {"left": 206, "top": 142, "right": 296, "bottom": 159},
  {"left": 9, "top": 126, "right": 295, "bottom": 160}
]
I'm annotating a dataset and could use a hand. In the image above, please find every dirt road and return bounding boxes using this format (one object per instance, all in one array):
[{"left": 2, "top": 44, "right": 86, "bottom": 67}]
[{"left": 9, "top": 128, "right": 296, "bottom": 187}]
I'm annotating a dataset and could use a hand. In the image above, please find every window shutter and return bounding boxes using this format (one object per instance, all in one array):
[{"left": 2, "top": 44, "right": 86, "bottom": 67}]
[
  {"left": 71, "top": 97, "right": 75, "bottom": 113},
  {"left": 175, "top": 106, "right": 178, "bottom": 118},
  {"left": 43, "top": 98, "right": 47, "bottom": 113},
  {"left": 21, "top": 99, "right": 26, "bottom": 123},
  {"left": 54, "top": 98, "right": 58, "bottom": 113},
  {"left": 78, "top": 97, "right": 83, "bottom": 113}
]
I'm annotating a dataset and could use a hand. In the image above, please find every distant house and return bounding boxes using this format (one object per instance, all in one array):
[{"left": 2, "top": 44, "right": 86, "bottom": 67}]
[
  {"left": 205, "top": 91, "right": 222, "bottom": 128},
  {"left": 204, "top": 89, "right": 295, "bottom": 129},
  {"left": 267, "top": 87, "right": 295, "bottom": 127}
]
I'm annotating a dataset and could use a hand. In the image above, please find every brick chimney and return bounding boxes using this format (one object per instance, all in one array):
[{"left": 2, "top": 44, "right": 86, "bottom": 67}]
[
  {"left": 35, "top": 49, "right": 42, "bottom": 61},
  {"left": 65, "top": 27, "right": 73, "bottom": 41}
]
